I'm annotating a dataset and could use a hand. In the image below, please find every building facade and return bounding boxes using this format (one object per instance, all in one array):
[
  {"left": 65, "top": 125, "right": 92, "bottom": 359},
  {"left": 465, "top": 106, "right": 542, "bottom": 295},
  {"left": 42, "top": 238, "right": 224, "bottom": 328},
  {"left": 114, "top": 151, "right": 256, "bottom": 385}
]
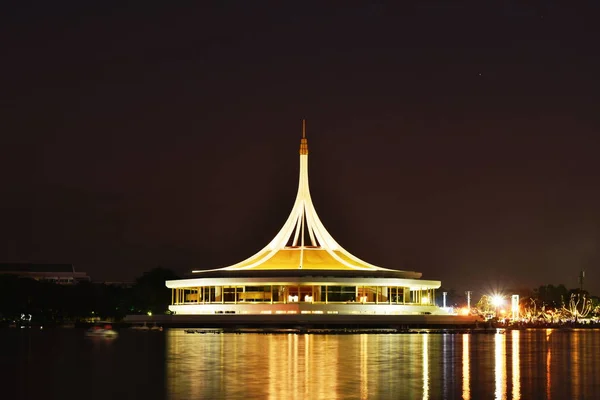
[{"left": 166, "top": 122, "right": 452, "bottom": 318}]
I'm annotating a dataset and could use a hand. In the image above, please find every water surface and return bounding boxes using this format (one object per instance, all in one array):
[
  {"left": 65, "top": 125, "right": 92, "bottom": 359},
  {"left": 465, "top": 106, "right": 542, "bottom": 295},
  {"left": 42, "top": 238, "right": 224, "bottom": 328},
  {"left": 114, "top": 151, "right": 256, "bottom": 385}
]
[{"left": 4, "top": 328, "right": 599, "bottom": 399}]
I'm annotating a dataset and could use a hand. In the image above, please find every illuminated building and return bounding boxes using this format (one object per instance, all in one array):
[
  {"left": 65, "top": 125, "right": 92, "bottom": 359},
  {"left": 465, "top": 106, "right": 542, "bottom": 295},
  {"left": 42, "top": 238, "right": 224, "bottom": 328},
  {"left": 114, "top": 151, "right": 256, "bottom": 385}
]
[{"left": 165, "top": 122, "right": 462, "bottom": 322}]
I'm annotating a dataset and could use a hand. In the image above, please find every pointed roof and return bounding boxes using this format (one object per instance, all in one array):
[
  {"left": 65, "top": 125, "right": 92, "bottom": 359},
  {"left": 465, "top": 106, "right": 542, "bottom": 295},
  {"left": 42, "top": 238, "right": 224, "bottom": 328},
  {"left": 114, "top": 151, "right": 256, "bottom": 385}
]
[{"left": 193, "top": 121, "right": 421, "bottom": 278}]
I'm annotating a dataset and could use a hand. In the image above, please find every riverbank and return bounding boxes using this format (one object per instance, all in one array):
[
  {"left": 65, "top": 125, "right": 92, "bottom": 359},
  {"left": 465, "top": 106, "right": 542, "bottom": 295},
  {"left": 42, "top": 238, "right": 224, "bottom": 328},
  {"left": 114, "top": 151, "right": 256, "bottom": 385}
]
[
  {"left": 123, "top": 312, "right": 483, "bottom": 330},
  {"left": 3, "top": 316, "right": 598, "bottom": 331}
]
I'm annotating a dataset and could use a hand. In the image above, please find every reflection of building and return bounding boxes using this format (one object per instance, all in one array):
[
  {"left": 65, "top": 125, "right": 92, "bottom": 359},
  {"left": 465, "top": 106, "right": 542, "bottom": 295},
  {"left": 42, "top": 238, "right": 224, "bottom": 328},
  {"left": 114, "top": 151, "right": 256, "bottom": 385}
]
[
  {"left": 0, "top": 263, "right": 91, "bottom": 284},
  {"left": 165, "top": 123, "right": 469, "bottom": 323}
]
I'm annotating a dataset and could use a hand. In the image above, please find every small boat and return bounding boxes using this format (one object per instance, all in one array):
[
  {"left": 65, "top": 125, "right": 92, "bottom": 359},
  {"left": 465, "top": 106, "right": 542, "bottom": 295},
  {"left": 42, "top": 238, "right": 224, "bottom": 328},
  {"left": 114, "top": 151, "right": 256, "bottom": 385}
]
[{"left": 85, "top": 322, "right": 118, "bottom": 338}]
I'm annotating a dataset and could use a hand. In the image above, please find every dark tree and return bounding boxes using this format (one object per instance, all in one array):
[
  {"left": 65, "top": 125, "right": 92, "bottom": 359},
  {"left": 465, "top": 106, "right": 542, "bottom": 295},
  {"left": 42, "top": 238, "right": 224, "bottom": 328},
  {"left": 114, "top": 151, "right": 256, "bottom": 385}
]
[
  {"left": 534, "top": 284, "right": 569, "bottom": 308},
  {"left": 132, "top": 267, "right": 180, "bottom": 314}
]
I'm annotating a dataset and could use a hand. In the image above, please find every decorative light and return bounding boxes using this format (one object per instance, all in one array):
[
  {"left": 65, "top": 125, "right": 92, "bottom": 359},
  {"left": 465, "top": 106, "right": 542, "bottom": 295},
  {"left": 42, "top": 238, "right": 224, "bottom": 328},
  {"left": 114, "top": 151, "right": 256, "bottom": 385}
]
[
  {"left": 491, "top": 295, "right": 504, "bottom": 307},
  {"left": 511, "top": 295, "right": 520, "bottom": 321}
]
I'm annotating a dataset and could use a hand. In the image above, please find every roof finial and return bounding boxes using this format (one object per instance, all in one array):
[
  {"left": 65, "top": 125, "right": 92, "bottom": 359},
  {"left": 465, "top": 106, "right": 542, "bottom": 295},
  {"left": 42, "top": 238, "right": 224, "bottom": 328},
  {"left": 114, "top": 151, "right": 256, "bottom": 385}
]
[
  {"left": 299, "top": 119, "right": 308, "bottom": 155},
  {"left": 302, "top": 119, "right": 306, "bottom": 139}
]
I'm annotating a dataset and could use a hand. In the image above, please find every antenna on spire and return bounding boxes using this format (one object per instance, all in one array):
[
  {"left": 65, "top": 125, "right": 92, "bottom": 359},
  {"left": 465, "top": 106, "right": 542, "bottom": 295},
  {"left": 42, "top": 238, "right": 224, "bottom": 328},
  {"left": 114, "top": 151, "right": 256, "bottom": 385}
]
[{"left": 302, "top": 119, "right": 306, "bottom": 138}]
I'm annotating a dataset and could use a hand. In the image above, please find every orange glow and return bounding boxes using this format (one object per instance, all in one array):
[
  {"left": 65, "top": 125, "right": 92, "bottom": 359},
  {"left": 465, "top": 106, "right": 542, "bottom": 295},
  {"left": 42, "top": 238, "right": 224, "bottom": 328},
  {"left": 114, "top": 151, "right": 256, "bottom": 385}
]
[
  {"left": 462, "top": 334, "right": 470, "bottom": 400},
  {"left": 512, "top": 330, "right": 520, "bottom": 400},
  {"left": 423, "top": 335, "right": 429, "bottom": 398},
  {"left": 495, "top": 332, "right": 507, "bottom": 400}
]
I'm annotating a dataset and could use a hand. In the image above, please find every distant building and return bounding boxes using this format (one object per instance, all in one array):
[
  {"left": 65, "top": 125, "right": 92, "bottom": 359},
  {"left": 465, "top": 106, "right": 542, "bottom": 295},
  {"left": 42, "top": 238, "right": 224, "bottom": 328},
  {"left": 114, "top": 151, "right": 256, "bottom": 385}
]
[{"left": 0, "top": 263, "right": 91, "bottom": 284}]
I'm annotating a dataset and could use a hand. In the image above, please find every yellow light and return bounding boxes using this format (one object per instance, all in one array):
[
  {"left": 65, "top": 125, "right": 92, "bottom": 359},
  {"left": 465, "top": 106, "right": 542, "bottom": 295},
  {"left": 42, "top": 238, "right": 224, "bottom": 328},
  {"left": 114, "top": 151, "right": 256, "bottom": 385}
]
[
  {"left": 421, "top": 296, "right": 429, "bottom": 305},
  {"left": 147, "top": 311, "right": 152, "bottom": 316},
  {"left": 491, "top": 295, "right": 504, "bottom": 307},
  {"left": 459, "top": 307, "right": 470, "bottom": 316}
]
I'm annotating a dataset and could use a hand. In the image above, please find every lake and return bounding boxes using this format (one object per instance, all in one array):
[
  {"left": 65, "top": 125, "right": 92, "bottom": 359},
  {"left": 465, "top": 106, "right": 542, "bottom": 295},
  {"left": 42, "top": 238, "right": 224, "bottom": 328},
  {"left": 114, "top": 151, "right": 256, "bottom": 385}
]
[{"left": 3, "top": 328, "right": 599, "bottom": 399}]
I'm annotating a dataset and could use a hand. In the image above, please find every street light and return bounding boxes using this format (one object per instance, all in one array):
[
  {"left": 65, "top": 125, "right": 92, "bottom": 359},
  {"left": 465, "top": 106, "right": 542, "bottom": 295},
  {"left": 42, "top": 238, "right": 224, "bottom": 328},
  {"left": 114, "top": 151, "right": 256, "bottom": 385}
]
[
  {"left": 491, "top": 295, "right": 504, "bottom": 307},
  {"left": 491, "top": 295, "right": 504, "bottom": 320}
]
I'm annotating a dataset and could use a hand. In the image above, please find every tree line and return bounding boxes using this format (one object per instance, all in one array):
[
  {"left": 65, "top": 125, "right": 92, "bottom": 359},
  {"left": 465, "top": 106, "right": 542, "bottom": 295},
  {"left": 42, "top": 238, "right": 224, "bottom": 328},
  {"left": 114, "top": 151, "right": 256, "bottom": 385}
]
[{"left": 0, "top": 267, "right": 179, "bottom": 324}]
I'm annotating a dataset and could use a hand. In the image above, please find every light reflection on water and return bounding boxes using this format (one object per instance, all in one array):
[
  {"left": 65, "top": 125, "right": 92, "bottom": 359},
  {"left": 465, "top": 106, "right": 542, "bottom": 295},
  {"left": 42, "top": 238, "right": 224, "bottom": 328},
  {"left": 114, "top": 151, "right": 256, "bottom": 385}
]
[
  {"left": 463, "top": 334, "right": 470, "bottom": 400},
  {"left": 547, "top": 329, "right": 553, "bottom": 400},
  {"left": 495, "top": 332, "right": 507, "bottom": 400},
  {"left": 164, "top": 329, "right": 600, "bottom": 400},
  {"left": 422, "top": 334, "right": 429, "bottom": 400},
  {"left": 512, "top": 330, "right": 520, "bottom": 400},
  {"left": 6, "top": 328, "right": 599, "bottom": 399}
]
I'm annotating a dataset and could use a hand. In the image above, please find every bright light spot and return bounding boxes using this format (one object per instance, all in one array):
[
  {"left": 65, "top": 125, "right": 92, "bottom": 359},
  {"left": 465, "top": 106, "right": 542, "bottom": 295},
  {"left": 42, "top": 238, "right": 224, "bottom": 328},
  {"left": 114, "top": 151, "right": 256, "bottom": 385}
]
[
  {"left": 421, "top": 296, "right": 429, "bottom": 305},
  {"left": 147, "top": 311, "right": 152, "bottom": 316},
  {"left": 459, "top": 307, "right": 470, "bottom": 316},
  {"left": 491, "top": 295, "right": 504, "bottom": 307}
]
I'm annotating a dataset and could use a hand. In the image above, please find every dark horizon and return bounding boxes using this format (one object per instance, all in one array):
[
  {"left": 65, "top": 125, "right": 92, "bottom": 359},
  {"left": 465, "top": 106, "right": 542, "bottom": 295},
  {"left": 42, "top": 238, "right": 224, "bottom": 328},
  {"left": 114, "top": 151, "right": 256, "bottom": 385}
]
[{"left": 2, "top": 2, "right": 599, "bottom": 297}]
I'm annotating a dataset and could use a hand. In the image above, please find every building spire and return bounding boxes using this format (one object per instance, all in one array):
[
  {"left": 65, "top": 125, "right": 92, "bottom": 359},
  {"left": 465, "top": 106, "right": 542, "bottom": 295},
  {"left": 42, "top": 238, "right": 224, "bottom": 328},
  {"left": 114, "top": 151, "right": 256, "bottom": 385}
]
[
  {"left": 299, "top": 119, "right": 308, "bottom": 155},
  {"left": 191, "top": 120, "right": 423, "bottom": 275},
  {"left": 302, "top": 119, "right": 306, "bottom": 138}
]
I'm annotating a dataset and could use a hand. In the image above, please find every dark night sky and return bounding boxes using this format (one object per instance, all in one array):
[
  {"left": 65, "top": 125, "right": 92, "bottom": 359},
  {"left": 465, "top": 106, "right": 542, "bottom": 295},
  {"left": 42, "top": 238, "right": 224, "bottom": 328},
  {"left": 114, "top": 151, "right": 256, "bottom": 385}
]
[{"left": 1, "top": 1, "right": 599, "bottom": 297}]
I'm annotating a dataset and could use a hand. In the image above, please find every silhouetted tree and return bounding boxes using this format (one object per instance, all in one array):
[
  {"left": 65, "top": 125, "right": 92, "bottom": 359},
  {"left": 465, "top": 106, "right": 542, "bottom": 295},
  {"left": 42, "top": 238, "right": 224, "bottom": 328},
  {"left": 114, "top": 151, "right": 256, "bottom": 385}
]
[
  {"left": 132, "top": 267, "right": 180, "bottom": 314},
  {"left": 533, "top": 284, "right": 568, "bottom": 308},
  {"left": 435, "top": 288, "right": 465, "bottom": 308}
]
